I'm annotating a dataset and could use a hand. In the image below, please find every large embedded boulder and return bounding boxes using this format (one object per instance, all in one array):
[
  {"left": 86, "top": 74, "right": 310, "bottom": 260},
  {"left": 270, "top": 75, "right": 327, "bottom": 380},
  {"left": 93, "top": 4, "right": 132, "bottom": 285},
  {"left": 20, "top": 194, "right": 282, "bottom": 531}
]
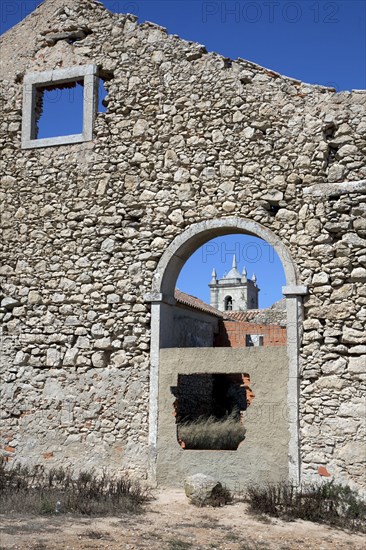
[{"left": 184, "top": 473, "right": 231, "bottom": 507}]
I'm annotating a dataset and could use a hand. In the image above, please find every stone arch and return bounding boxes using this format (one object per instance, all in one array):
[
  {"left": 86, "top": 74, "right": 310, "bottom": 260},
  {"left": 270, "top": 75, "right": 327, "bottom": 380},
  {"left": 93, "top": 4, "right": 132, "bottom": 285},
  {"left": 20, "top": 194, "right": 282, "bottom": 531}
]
[
  {"left": 151, "top": 217, "right": 298, "bottom": 296},
  {"left": 145, "top": 217, "right": 307, "bottom": 486}
]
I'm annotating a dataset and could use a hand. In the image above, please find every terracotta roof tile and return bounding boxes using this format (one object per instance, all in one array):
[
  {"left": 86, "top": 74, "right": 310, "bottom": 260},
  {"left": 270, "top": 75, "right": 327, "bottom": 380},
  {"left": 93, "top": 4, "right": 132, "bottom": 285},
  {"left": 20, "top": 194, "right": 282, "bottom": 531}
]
[
  {"left": 174, "top": 289, "right": 224, "bottom": 317},
  {"left": 224, "top": 310, "right": 261, "bottom": 322},
  {"left": 225, "top": 308, "right": 286, "bottom": 325},
  {"left": 174, "top": 291, "right": 286, "bottom": 326}
]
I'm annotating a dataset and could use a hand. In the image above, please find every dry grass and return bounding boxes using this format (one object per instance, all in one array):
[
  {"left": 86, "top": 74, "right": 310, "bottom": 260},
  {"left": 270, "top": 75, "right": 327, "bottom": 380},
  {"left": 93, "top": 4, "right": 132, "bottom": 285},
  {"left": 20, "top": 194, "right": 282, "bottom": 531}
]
[
  {"left": 0, "top": 462, "right": 150, "bottom": 516},
  {"left": 177, "top": 413, "right": 246, "bottom": 450},
  {"left": 167, "top": 539, "right": 193, "bottom": 550},
  {"left": 246, "top": 481, "right": 366, "bottom": 533}
]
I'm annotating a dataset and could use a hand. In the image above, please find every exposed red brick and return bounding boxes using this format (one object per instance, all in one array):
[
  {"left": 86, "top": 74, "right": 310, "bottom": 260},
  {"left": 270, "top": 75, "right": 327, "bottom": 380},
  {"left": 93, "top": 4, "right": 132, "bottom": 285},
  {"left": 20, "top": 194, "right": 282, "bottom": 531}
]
[
  {"left": 4, "top": 446, "right": 15, "bottom": 453},
  {"left": 318, "top": 466, "right": 331, "bottom": 477},
  {"left": 215, "top": 319, "right": 286, "bottom": 348},
  {"left": 245, "top": 388, "right": 255, "bottom": 404},
  {"left": 42, "top": 451, "right": 54, "bottom": 459}
]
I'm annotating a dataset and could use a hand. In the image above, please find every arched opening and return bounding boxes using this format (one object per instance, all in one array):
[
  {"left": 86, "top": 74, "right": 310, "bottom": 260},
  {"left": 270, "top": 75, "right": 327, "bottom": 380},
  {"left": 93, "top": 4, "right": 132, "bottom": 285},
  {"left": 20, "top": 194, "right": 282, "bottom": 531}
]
[
  {"left": 177, "top": 233, "right": 286, "bottom": 310},
  {"left": 224, "top": 296, "right": 233, "bottom": 311},
  {"left": 145, "top": 218, "right": 307, "bottom": 488},
  {"left": 151, "top": 218, "right": 297, "bottom": 297},
  {"left": 175, "top": 233, "right": 287, "bottom": 349}
]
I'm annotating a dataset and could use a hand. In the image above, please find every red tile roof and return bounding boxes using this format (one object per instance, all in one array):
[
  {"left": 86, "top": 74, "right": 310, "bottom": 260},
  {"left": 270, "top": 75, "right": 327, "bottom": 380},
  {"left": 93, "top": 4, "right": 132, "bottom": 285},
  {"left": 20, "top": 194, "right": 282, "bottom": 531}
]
[
  {"left": 224, "top": 310, "right": 262, "bottom": 322},
  {"left": 225, "top": 307, "right": 286, "bottom": 326},
  {"left": 174, "top": 291, "right": 286, "bottom": 326},
  {"left": 174, "top": 289, "right": 224, "bottom": 318}
]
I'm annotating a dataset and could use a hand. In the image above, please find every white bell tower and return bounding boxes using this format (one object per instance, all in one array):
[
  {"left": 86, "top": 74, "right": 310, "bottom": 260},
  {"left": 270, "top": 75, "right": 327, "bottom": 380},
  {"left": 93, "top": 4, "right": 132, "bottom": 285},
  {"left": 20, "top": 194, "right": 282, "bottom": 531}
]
[{"left": 209, "top": 255, "right": 259, "bottom": 312}]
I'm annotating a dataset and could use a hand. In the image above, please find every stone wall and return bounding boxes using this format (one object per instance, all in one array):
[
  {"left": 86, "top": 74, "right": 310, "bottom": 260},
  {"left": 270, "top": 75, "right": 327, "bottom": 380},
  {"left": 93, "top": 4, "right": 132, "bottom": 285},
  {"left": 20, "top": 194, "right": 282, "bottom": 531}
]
[
  {"left": 0, "top": 0, "right": 365, "bottom": 490},
  {"left": 171, "top": 304, "right": 219, "bottom": 348}
]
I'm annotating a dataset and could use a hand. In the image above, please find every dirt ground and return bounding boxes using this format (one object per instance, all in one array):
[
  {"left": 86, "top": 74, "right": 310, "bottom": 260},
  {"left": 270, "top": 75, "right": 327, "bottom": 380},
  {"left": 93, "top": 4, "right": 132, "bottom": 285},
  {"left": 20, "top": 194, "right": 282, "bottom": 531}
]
[{"left": 0, "top": 489, "right": 364, "bottom": 550}]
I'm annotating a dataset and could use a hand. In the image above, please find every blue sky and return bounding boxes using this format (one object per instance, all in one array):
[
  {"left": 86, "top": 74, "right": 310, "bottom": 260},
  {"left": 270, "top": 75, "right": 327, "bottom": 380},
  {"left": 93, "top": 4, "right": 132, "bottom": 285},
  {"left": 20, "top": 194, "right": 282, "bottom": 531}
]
[
  {"left": 1, "top": 1, "right": 365, "bottom": 90},
  {"left": 177, "top": 235, "right": 286, "bottom": 309},
  {"left": 1, "top": 1, "right": 364, "bottom": 308}
]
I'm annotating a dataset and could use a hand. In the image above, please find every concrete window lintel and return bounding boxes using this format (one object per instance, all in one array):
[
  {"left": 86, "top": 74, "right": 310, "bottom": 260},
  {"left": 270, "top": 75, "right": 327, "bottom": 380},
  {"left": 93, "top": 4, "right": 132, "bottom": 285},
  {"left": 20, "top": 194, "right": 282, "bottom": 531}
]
[
  {"left": 21, "top": 64, "right": 98, "bottom": 149},
  {"left": 23, "top": 64, "right": 97, "bottom": 86}
]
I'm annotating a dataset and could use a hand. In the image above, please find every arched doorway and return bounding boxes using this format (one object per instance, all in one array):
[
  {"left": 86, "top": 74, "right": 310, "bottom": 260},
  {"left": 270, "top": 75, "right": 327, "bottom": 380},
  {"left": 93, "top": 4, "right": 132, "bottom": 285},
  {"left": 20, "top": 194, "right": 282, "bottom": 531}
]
[{"left": 145, "top": 217, "right": 307, "bottom": 487}]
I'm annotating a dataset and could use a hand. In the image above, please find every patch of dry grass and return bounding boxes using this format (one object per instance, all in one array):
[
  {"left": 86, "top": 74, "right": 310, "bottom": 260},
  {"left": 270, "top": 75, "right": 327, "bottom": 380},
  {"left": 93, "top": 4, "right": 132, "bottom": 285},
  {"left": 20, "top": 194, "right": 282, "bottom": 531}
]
[
  {"left": 0, "top": 462, "right": 150, "bottom": 516},
  {"left": 246, "top": 481, "right": 366, "bottom": 533},
  {"left": 177, "top": 413, "right": 246, "bottom": 450}
]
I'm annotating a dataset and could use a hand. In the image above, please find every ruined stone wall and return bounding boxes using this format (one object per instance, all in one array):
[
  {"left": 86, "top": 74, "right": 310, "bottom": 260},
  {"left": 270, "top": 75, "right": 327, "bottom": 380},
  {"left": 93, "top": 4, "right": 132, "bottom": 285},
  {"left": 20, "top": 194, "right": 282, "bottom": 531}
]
[
  {"left": 0, "top": 0, "right": 365, "bottom": 489},
  {"left": 169, "top": 304, "right": 219, "bottom": 348}
]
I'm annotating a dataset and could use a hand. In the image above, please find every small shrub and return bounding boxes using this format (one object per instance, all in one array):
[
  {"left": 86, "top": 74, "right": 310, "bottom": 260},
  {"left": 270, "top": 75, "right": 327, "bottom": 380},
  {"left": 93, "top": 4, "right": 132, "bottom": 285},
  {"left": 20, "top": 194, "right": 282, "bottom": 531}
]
[
  {"left": 246, "top": 481, "right": 366, "bottom": 533},
  {"left": 168, "top": 539, "right": 193, "bottom": 550},
  {"left": 0, "top": 462, "right": 150, "bottom": 516},
  {"left": 81, "top": 530, "right": 105, "bottom": 539},
  {"left": 225, "top": 531, "right": 240, "bottom": 541},
  {"left": 191, "top": 484, "right": 232, "bottom": 508},
  {"left": 177, "top": 413, "right": 246, "bottom": 450}
]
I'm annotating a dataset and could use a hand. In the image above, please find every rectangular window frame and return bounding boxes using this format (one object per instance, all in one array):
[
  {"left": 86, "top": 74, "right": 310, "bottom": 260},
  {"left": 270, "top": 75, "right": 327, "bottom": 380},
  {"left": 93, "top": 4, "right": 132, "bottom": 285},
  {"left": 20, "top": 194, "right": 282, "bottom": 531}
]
[{"left": 22, "top": 64, "right": 98, "bottom": 149}]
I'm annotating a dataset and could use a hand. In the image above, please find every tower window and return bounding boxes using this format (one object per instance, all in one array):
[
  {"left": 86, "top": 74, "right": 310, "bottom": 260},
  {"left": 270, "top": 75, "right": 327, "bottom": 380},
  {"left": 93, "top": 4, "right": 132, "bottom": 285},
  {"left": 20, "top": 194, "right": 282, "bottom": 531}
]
[{"left": 224, "top": 296, "right": 233, "bottom": 310}]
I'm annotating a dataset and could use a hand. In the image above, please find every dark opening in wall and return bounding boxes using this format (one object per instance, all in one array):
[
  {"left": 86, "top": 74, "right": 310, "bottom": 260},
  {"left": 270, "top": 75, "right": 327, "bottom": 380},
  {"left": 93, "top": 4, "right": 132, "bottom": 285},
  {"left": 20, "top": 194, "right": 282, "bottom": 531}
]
[
  {"left": 269, "top": 203, "right": 280, "bottom": 216},
  {"left": 224, "top": 296, "right": 233, "bottom": 310},
  {"left": 36, "top": 81, "right": 84, "bottom": 139},
  {"left": 246, "top": 334, "right": 264, "bottom": 347},
  {"left": 172, "top": 373, "right": 254, "bottom": 450}
]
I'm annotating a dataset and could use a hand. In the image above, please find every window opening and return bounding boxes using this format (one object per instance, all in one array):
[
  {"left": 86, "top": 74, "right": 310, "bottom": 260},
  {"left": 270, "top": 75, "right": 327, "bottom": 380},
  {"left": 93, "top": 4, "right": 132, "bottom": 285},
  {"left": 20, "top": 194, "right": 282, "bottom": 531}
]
[
  {"left": 245, "top": 334, "right": 264, "bottom": 347},
  {"left": 224, "top": 296, "right": 233, "bottom": 310},
  {"left": 36, "top": 81, "right": 84, "bottom": 139},
  {"left": 172, "top": 373, "right": 254, "bottom": 450},
  {"left": 22, "top": 64, "right": 97, "bottom": 149}
]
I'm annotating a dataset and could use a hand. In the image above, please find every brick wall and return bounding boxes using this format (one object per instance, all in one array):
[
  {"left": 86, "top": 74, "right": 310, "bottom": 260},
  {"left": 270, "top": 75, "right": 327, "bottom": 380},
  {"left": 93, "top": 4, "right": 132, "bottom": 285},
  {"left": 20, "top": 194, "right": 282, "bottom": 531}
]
[{"left": 215, "top": 320, "right": 287, "bottom": 348}]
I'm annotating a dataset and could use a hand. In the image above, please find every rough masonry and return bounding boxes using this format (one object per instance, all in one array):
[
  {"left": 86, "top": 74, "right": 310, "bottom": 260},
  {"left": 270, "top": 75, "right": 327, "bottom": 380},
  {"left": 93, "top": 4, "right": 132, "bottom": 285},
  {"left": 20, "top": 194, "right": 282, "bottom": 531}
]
[{"left": 0, "top": 0, "right": 365, "bottom": 492}]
